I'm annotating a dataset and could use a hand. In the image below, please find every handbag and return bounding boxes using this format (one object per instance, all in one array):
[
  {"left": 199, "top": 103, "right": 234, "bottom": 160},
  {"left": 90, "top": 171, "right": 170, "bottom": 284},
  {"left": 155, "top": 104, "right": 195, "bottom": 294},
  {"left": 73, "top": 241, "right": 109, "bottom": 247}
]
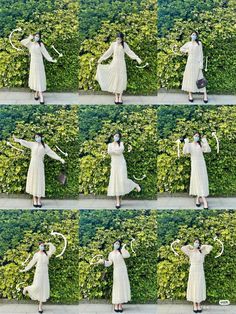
[
  {"left": 57, "top": 165, "right": 67, "bottom": 185},
  {"left": 196, "top": 77, "right": 208, "bottom": 89}
]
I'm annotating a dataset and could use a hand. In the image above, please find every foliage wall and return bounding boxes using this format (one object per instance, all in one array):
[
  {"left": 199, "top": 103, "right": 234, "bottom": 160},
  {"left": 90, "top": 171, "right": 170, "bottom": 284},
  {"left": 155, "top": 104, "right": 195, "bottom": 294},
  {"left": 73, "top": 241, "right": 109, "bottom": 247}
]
[
  {"left": 157, "top": 1, "right": 236, "bottom": 93},
  {"left": 0, "top": 105, "right": 80, "bottom": 198},
  {"left": 157, "top": 105, "right": 236, "bottom": 196},
  {"left": 79, "top": 209, "right": 157, "bottom": 303},
  {"left": 0, "top": 210, "right": 79, "bottom": 303},
  {"left": 157, "top": 210, "right": 236, "bottom": 303},
  {"left": 0, "top": 0, "right": 78, "bottom": 91},
  {"left": 79, "top": 0, "right": 157, "bottom": 94},
  {"left": 79, "top": 105, "right": 157, "bottom": 199}
]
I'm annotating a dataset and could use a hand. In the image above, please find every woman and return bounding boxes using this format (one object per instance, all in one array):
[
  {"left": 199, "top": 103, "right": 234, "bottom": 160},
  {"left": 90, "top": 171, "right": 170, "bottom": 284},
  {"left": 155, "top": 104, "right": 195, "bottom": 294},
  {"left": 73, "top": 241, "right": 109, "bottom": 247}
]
[
  {"left": 96, "top": 32, "right": 142, "bottom": 104},
  {"left": 183, "top": 132, "right": 211, "bottom": 209},
  {"left": 107, "top": 132, "right": 141, "bottom": 208},
  {"left": 21, "top": 32, "right": 57, "bottom": 104},
  {"left": 180, "top": 31, "right": 208, "bottom": 103},
  {"left": 99, "top": 240, "right": 131, "bottom": 313},
  {"left": 13, "top": 133, "right": 65, "bottom": 208},
  {"left": 20, "top": 242, "right": 56, "bottom": 314},
  {"left": 181, "top": 239, "right": 213, "bottom": 313}
]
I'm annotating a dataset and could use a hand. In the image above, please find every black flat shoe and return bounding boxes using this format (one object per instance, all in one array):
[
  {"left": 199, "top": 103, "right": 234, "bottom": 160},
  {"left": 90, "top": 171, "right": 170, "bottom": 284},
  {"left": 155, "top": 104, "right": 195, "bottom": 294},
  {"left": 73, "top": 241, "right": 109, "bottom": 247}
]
[
  {"left": 115, "top": 205, "right": 121, "bottom": 209},
  {"left": 196, "top": 203, "right": 201, "bottom": 207},
  {"left": 203, "top": 99, "right": 208, "bottom": 103},
  {"left": 119, "top": 310, "right": 123, "bottom": 313},
  {"left": 204, "top": 207, "right": 208, "bottom": 210},
  {"left": 34, "top": 97, "right": 39, "bottom": 100},
  {"left": 193, "top": 310, "right": 198, "bottom": 313},
  {"left": 40, "top": 101, "right": 45, "bottom": 104},
  {"left": 189, "top": 98, "right": 194, "bottom": 103},
  {"left": 37, "top": 204, "right": 42, "bottom": 208},
  {"left": 114, "top": 310, "right": 119, "bottom": 313},
  {"left": 114, "top": 101, "right": 119, "bottom": 104},
  {"left": 118, "top": 101, "right": 123, "bottom": 105},
  {"left": 33, "top": 204, "right": 38, "bottom": 208},
  {"left": 38, "top": 310, "right": 43, "bottom": 314},
  {"left": 198, "top": 310, "right": 202, "bottom": 313}
]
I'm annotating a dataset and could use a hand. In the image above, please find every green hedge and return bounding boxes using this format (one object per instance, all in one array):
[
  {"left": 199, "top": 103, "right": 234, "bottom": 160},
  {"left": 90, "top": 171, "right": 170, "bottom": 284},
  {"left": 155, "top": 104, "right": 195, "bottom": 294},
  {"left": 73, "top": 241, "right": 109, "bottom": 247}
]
[
  {"left": 79, "top": 105, "right": 157, "bottom": 199},
  {"left": 157, "top": 105, "right": 236, "bottom": 196},
  {"left": 0, "top": 0, "right": 78, "bottom": 91},
  {"left": 79, "top": 209, "right": 157, "bottom": 303},
  {"left": 0, "top": 210, "right": 79, "bottom": 303},
  {"left": 0, "top": 105, "right": 80, "bottom": 198},
  {"left": 157, "top": 210, "right": 236, "bottom": 303},
  {"left": 157, "top": 1, "right": 236, "bottom": 93},
  {"left": 79, "top": 0, "right": 157, "bottom": 94}
]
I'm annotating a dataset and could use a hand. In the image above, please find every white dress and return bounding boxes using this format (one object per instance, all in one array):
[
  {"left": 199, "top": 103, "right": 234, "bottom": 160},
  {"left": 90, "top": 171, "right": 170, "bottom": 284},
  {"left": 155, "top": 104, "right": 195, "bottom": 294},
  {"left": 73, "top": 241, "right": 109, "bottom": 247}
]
[
  {"left": 105, "top": 248, "right": 131, "bottom": 304},
  {"left": 23, "top": 243, "right": 56, "bottom": 302},
  {"left": 183, "top": 139, "right": 211, "bottom": 197},
  {"left": 107, "top": 142, "right": 138, "bottom": 196},
  {"left": 180, "top": 41, "right": 206, "bottom": 93},
  {"left": 21, "top": 35, "right": 53, "bottom": 92},
  {"left": 181, "top": 245, "right": 213, "bottom": 303},
  {"left": 96, "top": 41, "right": 141, "bottom": 94},
  {"left": 16, "top": 139, "right": 63, "bottom": 197}
]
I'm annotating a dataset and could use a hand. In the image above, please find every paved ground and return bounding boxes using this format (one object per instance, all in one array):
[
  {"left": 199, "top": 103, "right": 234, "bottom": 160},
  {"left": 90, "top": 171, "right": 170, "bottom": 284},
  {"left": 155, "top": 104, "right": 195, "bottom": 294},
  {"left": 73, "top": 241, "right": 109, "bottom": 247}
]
[
  {"left": 0, "top": 196, "right": 235, "bottom": 210},
  {"left": 158, "top": 304, "right": 235, "bottom": 313},
  {"left": 1, "top": 89, "right": 236, "bottom": 105},
  {"left": 0, "top": 303, "right": 79, "bottom": 314},
  {"left": 79, "top": 304, "right": 157, "bottom": 314}
]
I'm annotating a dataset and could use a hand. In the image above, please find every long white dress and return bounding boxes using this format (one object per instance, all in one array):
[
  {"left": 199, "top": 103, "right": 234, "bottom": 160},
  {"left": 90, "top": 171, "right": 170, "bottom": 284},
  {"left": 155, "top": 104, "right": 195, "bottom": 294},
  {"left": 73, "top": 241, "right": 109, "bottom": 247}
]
[
  {"left": 105, "top": 248, "right": 131, "bottom": 304},
  {"left": 181, "top": 245, "right": 213, "bottom": 303},
  {"left": 21, "top": 35, "right": 53, "bottom": 92},
  {"left": 16, "top": 139, "right": 63, "bottom": 197},
  {"left": 23, "top": 243, "right": 56, "bottom": 302},
  {"left": 96, "top": 41, "right": 141, "bottom": 94},
  {"left": 107, "top": 142, "right": 138, "bottom": 196},
  {"left": 180, "top": 41, "right": 206, "bottom": 93},
  {"left": 183, "top": 139, "right": 211, "bottom": 197}
]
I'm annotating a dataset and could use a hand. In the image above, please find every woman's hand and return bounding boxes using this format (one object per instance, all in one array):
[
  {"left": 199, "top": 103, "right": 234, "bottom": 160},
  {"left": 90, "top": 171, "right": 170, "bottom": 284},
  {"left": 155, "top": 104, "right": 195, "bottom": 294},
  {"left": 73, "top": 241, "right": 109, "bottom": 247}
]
[
  {"left": 61, "top": 159, "right": 65, "bottom": 164},
  {"left": 20, "top": 269, "right": 26, "bottom": 273},
  {"left": 52, "top": 59, "right": 57, "bottom": 63},
  {"left": 136, "top": 57, "right": 142, "bottom": 64},
  {"left": 184, "top": 138, "right": 189, "bottom": 143},
  {"left": 98, "top": 258, "right": 104, "bottom": 265},
  {"left": 13, "top": 135, "right": 18, "bottom": 142}
]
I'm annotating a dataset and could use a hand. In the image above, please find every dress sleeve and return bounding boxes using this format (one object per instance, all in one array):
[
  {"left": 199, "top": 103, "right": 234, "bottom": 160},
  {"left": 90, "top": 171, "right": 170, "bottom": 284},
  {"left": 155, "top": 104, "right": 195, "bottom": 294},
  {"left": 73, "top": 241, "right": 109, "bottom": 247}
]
[
  {"left": 104, "top": 252, "right": 113, "bottom": 267},
  {"left": 124, "top": 43, "right": 141, "bottom": 62},
  {"left": 199, "top": 42, "right": 204, "bottom": 69},
  {"left": 98, "top": 43, "right": 114, "bottom": 62},
  {"left": 181, "top": 245, "right": 193, "bottom": 256},
  {"left": 201, "top": 138, "right": 211, "bottom": 153},
  {"left": 16, "top": 139, "right": 34, "bottom": 149},
  {"left": 183, "top": 142, "right": 191, "bottom": 155},
  {"left": 201, "top": 245, "right": 213, "bottom": 256},
  {"left": 23, "top": 253, "right": 38, "bottom": 271},
  {"left": 20, "top": 35, "right": 33, "bottom": 49},
  {"left": 40, "top": 43, "right": 53, "bottom": 62},
  {"left": 121, "top": 248, "right": 130, "bottom": 258},
  {"left": 47, "top": 243, "right": 56, "bottom": 258},
  {"left": 108, "top": 142, "right": 124, "bottom": 155},
  {"left": 45, "top": 145, "right": 63, "bottom": 162},
  {"left": 180, "top": 42, "right": 190, "bottom": 54}
]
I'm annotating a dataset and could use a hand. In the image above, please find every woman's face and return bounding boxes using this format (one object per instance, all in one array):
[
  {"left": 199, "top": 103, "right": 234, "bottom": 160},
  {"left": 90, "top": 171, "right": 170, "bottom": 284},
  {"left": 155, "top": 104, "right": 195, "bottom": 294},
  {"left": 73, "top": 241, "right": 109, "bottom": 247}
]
[
  {"left": 193, "top": 240, "right": 200, "bottom": 249},
  {"left": 193, "top": 133, "right": 200, "bottom": 142},
  {"left": 116, "top": 37, "right": 122, "bottom": 44},
  {"left": 35, "top": 134, "right": 42, "bottom": 143},
  {"left": 114, "top": 241, "right": 121, "bottom": 250},
  {"left": 114, "top": 133, "right": 120, "bottom": 142},
  {"left": 39, "top": 243, "right": 45, "bottom": 251},
  {"left": 34, "top": 34, "right": 40, "bottom": 42},
  {"left": 191, "top": 32, "right": 197, "bottom": 41}
]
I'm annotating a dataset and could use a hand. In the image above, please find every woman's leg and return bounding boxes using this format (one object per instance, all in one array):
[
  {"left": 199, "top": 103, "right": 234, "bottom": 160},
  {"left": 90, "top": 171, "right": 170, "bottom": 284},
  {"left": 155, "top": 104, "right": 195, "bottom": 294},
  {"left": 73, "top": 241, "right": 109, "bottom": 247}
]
[
  {"left": 203, "top": 90, "right": 208, "bottom": 102},
  {"left": 38, "top": 301, "right": 43, "bottom": 312},
  {"left": 136, "top": 183, "right": 141, "bottom": 192},
  {"left": 33, "top": 196, "right": 37, "bottom": 207},
  {"left": 197, "top": 302, "right": 202, "bottom": 312},
  {"left": 37, "top": 196, "right": 42, "bottom": 207},
  {"left": 202, "top": 196, "right": 208, "bottom": 209},
  {"left": 118, "top": 303, "right": 123, "bottom": 311},
  {"left": 118, "top": 92, "right": 123, "bottom": 104},
  {"left": 34, "top": 91, "right": 39, "bottom": 100},
  {"left": 39, "top": 92, "right": 44, "bottom": 104},
  {"left": 115, "top": 93, "right": 119, "bottom": 103},
  {"left": 114, "top": 304, "right": 119, "bottom": 311},
  {"left": 188, "top": 92, "right": 193, "bottom": 102},
  {"left": 115, "top": 196, "right": 121, "bottom": 208},
  {"left": 196, "top": 196, "right": 201, "bottom": 206},
  {"left": 193, "top": 302, "right": 198, "bottom": 312}
]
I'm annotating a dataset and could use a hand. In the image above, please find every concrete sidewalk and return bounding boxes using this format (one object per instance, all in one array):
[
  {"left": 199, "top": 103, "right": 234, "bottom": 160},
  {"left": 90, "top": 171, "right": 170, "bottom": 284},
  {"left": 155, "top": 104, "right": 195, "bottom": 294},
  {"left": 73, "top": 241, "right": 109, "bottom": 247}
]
[
  {"left": 0, "top": 303, "right": 79, "bottom": 314},
  {"left": 0, "top": 196, "right": 235, "bottom": 210},
  {"left": 157, "top": 90, "right": 236, "bottom": 105},
  {"left": 79, "top": 304, "right": 157, "bottom": 314},
  {"left": 158, "top": 304, "right": 235, "bottom": 313}
]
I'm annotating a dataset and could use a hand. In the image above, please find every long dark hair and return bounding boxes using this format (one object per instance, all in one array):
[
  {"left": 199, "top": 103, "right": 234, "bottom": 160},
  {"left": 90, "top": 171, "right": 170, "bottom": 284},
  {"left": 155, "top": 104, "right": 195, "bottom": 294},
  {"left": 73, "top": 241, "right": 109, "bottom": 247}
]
[
  {"left": 191, "top": 30, "right": 200, "bottom": 45},
  {"left": 194, "top": 238, "right": 202, "bottom": 253},
  {"left": 193, "top": 131, "right": 201, "bottom": 147},
  {"left": 117, "top": 32, "right": 125, "bottom": 48},
  {"left": 34, "top": 32, "right": 42, "bottom": 46},
  {"left": 34, "top": 132, "right": 45, "bottom": 148},
  {"left": 113, "top": 239, "right": 122, "bottom": 254},
  {"left": 39, "top": 242, "right": 47, "bottom": 255},
  {"left": 108, "top": 131, "right": 122, "bottom": 147}
]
